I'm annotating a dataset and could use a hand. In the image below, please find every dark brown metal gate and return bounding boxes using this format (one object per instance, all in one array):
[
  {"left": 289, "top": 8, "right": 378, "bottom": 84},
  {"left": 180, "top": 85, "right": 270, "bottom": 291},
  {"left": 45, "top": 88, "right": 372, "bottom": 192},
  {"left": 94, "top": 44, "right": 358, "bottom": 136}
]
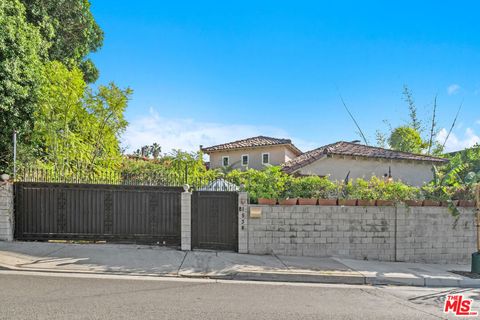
[
  {"left": 14, "top": 182, "right": 182, "bottom": 245},
  {"left": 192, "top": 191, "right": 238, "bottom": 251}
]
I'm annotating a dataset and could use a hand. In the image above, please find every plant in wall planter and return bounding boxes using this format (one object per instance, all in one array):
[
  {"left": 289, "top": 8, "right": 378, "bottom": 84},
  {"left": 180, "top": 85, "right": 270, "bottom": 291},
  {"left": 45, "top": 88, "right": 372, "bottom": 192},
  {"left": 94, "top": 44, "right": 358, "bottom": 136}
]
[
  {"left": 357, "top": 199, "right": 376, "bottom": 206},
  {"left": 404, "top": 199, "right": 423, "bottom": 207},
  {"left": 338, "top": 198, "right": 357, "bottom": 206},
  {"left": 441, "top": 200, "right": 458, "bottom": 207},
  {"left": 458, "top": 200, "right": 476, "bottom": 207},
  {"left": 257, "top": 198, "right": 277, "bottom": 205},
  {"left": 278, "top": 198, "right": 298, "bottom": 205},
  {"left": 318, "top": 198, "right": 338, "bottom": 206},
  {"left": 297, "top": 198, "right": 318, "bottom": 205},
  {"left": 349, "top": 178, "right": 378, "bottom": 206},
  {"left": 287, "top": 176, "right": 336, "bottom": 206},
  {"left": 253, "top": 179, "right": 282, "bottom": 205},
  {"left": 376, "top": 200, "right": 394, "bottom": 206},
  {"left": 422, "top": 199, "right": 441, "bottom": 207}
]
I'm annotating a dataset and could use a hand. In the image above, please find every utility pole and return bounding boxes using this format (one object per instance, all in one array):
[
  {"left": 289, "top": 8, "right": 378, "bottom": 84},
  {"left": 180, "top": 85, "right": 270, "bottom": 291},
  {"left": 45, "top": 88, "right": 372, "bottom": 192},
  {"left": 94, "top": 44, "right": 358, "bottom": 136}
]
[
  {"left": 477, "top": 184, "right": 480, "bottom": 252},
  {"left": 473, "top": 184, "right": 480, "bottom": 273},
  {"left": 13, "top": 130, "right": 17, "bottom": 180}
]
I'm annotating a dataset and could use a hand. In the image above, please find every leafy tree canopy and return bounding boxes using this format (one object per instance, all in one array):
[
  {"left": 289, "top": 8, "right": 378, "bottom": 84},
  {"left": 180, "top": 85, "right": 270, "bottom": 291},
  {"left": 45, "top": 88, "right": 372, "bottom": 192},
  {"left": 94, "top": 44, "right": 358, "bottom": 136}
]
[
  {"left": 33, "top": 61, "right": 130, "bottom": 172},
  {"left": 21, "top": 0, "right": 104, "bottom": 82},
  {"left": 0, "top": 0, "right": 45, "bottom": 173},
  {"left": 388, "top": 126, "right": 427, "bottom": 154}
]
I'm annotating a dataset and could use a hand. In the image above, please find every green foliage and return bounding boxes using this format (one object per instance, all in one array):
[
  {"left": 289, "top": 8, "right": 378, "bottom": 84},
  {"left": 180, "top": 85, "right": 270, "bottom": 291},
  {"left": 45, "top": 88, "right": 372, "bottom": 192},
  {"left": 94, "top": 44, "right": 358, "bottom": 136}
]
[
  {"left": 122, "top": 150, "right": 215, "bottom": 185},
  {"left": 33, "top": 62, "right": 130, "bottom": 173},
  {"left": 287, "top": 176, "right": 337, "bottom": 199},
  {"left": 443, "top": 145, "right": 480, "bottom": 184},
  {"left": 21, "top": 0, "right": 103, "bottom": 82},
  {"left": 83, "top": 82, "right": 131, "bottom": 169},
  {"left": 0, "top": 0, "right": 45, "bottom": 173},
  {"left": 402, "top": 85, "right": 422, "bottom": 132},
  {"left": 376, "top": 86, "right": 445, "bottom": 156},
  {"left": 388, "top": 126, "right": 427, "bottom": 154},
  {"left": 226, "top": 167, "right": 292, "bottom": 203},
  {"left": 34, "top": 61, "right": 87, "bottom": 166},
  {"left": 347, "top": 177, "right": 419, "bottom": 201}
]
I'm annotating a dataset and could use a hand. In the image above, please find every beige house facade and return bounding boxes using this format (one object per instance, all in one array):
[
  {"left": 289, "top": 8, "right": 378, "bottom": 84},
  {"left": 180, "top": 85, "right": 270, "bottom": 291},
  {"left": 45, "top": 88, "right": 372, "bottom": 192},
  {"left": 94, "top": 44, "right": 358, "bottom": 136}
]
[
  {"left": 283, "top": 141, "right": 448, "bottom": 187},
  {"left": 202, "top": 136, "right": 302, "bottom": 171}
]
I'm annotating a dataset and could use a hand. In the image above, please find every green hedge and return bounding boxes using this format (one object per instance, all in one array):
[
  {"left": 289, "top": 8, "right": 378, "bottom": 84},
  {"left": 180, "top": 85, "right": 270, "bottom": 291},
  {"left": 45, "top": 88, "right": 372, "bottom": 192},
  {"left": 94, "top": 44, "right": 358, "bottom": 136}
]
[{"left": 224, "top": 166, "right": 475, "bottom": 204}]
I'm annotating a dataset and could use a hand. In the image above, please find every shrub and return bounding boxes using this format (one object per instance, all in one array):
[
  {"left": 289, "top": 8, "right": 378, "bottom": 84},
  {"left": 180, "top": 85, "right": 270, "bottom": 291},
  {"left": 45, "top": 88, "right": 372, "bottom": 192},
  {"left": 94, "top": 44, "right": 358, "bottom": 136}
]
[
  {"left": 227, "top": 166, "right": 292, "bottom": 203},
  {"left": 347, "top": 177, "right": 419, "bottom": 202},
  {"left": 286, "top": 176, "right": 337, "bottom": 199}
]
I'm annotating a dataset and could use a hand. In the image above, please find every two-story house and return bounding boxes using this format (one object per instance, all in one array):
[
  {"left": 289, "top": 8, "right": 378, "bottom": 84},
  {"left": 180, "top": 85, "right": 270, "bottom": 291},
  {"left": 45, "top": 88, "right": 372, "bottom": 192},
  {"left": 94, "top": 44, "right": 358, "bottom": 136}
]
[{"left": 201, "top": 136, "right": 302, "bottom": 171}]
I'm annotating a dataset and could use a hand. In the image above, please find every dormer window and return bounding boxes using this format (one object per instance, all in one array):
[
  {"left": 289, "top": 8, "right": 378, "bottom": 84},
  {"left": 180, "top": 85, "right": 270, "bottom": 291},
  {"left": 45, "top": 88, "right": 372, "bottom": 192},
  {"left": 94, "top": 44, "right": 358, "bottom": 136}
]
[
  {"left": 241, "top": 154, "right": 249, "bottom": 166},
  {"left": 222, "top": 156, "right": 229, "bottom": 167}
]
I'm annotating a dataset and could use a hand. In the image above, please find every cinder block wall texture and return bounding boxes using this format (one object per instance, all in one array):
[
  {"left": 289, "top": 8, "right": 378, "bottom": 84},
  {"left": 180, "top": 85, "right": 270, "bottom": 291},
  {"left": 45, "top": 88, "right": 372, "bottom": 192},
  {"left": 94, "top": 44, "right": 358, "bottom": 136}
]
[
  {"left": 0, "top": 183, "right": 14, "bottom": 241},
  {"left": 247, "top": 205, "right": 476, "bottom": 264}
]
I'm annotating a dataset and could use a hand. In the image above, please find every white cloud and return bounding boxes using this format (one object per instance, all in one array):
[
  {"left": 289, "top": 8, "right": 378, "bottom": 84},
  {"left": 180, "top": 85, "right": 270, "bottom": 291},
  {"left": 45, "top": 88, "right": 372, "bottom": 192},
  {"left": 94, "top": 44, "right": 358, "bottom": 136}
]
[
  {"left": 122, "top": 108, "right": 316, "bottom": 154},
  {"left": 437, "top": 127, "right": 480, "bottom": 152},
  {"left": 447, "top": 84, "right": 461, "bottom": 95}
]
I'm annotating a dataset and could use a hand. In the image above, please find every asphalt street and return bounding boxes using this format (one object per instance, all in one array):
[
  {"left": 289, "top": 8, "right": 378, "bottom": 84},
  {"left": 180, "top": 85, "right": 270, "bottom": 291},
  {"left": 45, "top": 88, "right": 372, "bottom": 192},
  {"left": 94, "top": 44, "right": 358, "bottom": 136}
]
[{"left": 1, "top": 270, "right": 478, "bottom": 319}]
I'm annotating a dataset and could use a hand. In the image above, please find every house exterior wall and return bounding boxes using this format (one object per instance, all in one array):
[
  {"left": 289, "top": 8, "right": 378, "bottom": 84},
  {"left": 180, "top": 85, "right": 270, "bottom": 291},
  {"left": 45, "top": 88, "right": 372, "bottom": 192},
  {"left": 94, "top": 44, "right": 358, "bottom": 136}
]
[
  {"left": 296, "top": 156, "right": 435, "bottom": 186},
  {"left": 208, "top": 145, "right": 296, "bottom": 170},
  {"left": 247, "top": 204, "right": 476, "bottom": 264}
]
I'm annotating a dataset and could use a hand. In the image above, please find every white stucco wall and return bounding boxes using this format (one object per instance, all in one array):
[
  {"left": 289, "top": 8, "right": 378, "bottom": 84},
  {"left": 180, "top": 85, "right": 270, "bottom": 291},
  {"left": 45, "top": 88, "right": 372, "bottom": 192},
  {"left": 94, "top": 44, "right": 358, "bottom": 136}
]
[
  {"left": 296, "top": 156, "right": 435, "bottom": 186},
  {"left": 208, "top": 145, "right": 298, "bottom": 171}
]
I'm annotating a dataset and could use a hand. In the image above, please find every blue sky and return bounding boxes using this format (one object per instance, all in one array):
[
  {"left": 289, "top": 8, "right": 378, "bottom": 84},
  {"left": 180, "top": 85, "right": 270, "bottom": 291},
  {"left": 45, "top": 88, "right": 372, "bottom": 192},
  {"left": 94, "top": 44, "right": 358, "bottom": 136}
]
[{"left": 90, "top": 1, "right": 480, "bottom": 153}]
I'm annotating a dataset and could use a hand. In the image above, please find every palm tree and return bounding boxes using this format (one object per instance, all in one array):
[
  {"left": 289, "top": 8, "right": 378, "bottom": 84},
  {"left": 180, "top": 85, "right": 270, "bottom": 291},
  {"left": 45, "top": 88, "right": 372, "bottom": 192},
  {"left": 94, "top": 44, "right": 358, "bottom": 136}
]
[{"left": 150, "top": 143, "right": 161, "bottom": 159}]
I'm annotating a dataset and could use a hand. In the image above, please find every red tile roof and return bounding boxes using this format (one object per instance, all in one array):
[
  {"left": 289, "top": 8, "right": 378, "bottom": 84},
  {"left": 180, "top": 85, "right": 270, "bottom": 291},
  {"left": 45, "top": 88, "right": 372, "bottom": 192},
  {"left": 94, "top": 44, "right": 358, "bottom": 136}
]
[
  {"left": 201, "top": 136, "right": 302, "bottom": 155},
  {"left": 282, "top": 141, "right": 448, "bottom": 173}
]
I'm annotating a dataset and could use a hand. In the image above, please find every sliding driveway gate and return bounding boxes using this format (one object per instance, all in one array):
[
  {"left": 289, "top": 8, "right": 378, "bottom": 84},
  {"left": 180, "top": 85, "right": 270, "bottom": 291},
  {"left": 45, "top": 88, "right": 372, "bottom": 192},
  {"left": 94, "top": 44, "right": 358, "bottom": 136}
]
[{"left": 14, "top": 182, "right": 183, "bottom": 245}]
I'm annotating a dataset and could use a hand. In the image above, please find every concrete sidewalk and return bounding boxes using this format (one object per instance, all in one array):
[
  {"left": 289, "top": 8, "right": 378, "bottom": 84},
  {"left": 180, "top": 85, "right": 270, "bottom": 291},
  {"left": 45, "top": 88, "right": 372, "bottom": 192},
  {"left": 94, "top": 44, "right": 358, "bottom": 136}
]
[{"left": 0, "top": 241, "right": 478, "bottom": 287}]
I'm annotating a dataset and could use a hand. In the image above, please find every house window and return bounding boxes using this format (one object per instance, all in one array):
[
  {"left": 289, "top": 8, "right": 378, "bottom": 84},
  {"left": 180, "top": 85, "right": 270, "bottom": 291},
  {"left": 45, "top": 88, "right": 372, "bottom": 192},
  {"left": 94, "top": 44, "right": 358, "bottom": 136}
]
[
  {"left": 241, "top": 154, "right": 249, "bottom": 166},
  {"left": 262, "top": 153, "right": 270, "bottom": 165},
  {"left": 222, "top": 156, "right": 229, "bottom": 167}
]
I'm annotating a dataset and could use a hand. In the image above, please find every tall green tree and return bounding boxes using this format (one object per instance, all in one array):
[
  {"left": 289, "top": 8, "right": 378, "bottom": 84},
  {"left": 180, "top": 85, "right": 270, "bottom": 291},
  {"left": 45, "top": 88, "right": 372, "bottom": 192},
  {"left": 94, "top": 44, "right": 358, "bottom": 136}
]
[
  {"left": 34, "top": 61, "right": 87, "bottom": 168},
  {"left": 388, "top": 126, "right": 427, "bottom": 153},
  {"left": 21, "top": 0, "right": 103, "bottom": 83},
  {"left": 0, "top": 0, "right": 45, "bottom": 173},
  {"left": 34, "top": 62, "right": 130, "bottom": 173},
  {"left": 83, "top": 83, "right": 131, "bottom": 169}
]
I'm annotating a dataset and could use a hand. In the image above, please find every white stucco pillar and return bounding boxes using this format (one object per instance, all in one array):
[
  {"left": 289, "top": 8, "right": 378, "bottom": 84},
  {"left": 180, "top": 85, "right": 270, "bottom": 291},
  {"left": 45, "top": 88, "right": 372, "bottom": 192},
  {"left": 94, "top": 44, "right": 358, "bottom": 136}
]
[
  {"left": 238, "top": 192, "right": 248, "bottom": 253},
  {"left": 181, "top": 191, "right": 192, "bottom": 251}
]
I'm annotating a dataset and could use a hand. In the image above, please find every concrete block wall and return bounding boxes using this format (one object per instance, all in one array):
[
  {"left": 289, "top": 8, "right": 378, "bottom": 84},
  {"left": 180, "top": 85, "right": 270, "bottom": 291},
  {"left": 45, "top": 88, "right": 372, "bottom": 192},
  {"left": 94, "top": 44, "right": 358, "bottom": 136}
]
[
  {"left": 247, "top": 204, "right": 476, "bottom": 264},
  {"left": 396, "top": 206, "right": 476, "bottom": 263},
  {"left": 0, "top": 183, "right": 14, "bottom": 241}
]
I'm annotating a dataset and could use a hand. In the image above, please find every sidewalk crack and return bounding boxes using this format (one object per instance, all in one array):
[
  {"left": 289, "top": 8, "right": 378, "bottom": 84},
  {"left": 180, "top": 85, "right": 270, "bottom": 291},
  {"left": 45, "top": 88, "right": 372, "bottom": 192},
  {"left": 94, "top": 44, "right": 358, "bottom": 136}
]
[
  {"left": 272, "top": 253, "right": 289, "bottom": 270},
  {"left": 177, "top": 251, "right": 188, "bottom": 276}
]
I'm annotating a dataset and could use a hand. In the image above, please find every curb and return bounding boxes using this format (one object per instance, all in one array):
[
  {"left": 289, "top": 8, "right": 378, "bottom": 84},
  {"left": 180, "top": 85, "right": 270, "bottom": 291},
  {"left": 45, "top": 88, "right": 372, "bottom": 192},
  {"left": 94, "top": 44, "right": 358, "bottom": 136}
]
[
  {"left": 2, "top": 261, "right": 480, "bottom": 288},
  {"left": 231, "top": 271, "right": 366, "bottom": 285}
]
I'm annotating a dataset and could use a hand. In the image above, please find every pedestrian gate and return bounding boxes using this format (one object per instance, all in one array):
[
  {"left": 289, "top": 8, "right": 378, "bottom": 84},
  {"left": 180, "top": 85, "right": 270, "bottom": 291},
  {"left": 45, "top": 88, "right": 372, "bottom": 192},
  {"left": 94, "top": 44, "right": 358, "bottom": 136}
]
[{"left": 192, "top": 191, "right": 238, "bottom": 251}]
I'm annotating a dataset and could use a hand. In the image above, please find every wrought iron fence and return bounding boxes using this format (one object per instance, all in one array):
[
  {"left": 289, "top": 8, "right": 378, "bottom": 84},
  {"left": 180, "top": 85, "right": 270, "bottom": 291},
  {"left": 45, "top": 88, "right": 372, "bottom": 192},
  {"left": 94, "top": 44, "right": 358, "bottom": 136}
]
[{"left": 16, "top": 166, "right": 241, "bottom": 191}]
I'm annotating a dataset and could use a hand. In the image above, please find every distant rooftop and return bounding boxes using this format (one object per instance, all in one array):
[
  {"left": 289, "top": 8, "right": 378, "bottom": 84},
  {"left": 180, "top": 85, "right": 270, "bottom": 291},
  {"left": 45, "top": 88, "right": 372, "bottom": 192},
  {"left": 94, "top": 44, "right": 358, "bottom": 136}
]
[
  {"left": 201, "top": 136, "right": 302, "bottom": 155},
  {"left": 283, "top": 141, "right": 448, "bottom": 173}
]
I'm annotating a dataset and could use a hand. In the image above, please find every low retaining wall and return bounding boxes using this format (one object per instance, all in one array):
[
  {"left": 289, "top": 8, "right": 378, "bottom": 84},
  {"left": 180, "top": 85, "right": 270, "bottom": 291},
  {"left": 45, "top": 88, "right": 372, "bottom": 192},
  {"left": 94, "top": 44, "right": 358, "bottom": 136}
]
[
  {"left": 247, "top": 205, "right": 476, "bottom": 264},
  {"left": 0, "top": 182, "right": 14, "bottom": 241}
]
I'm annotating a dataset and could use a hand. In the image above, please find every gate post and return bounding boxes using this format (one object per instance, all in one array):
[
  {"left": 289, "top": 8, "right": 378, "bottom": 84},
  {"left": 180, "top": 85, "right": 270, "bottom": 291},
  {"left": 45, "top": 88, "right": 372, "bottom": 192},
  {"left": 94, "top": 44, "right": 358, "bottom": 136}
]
[
  {"left": 181, "top": 190, "right": 192, "bottom": 251},
  {"left": 0, "top": 181, "right": 14, "bottom": 241},
  {"left": 238, "top": 192, "right": 248, "bottom": 253}
]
